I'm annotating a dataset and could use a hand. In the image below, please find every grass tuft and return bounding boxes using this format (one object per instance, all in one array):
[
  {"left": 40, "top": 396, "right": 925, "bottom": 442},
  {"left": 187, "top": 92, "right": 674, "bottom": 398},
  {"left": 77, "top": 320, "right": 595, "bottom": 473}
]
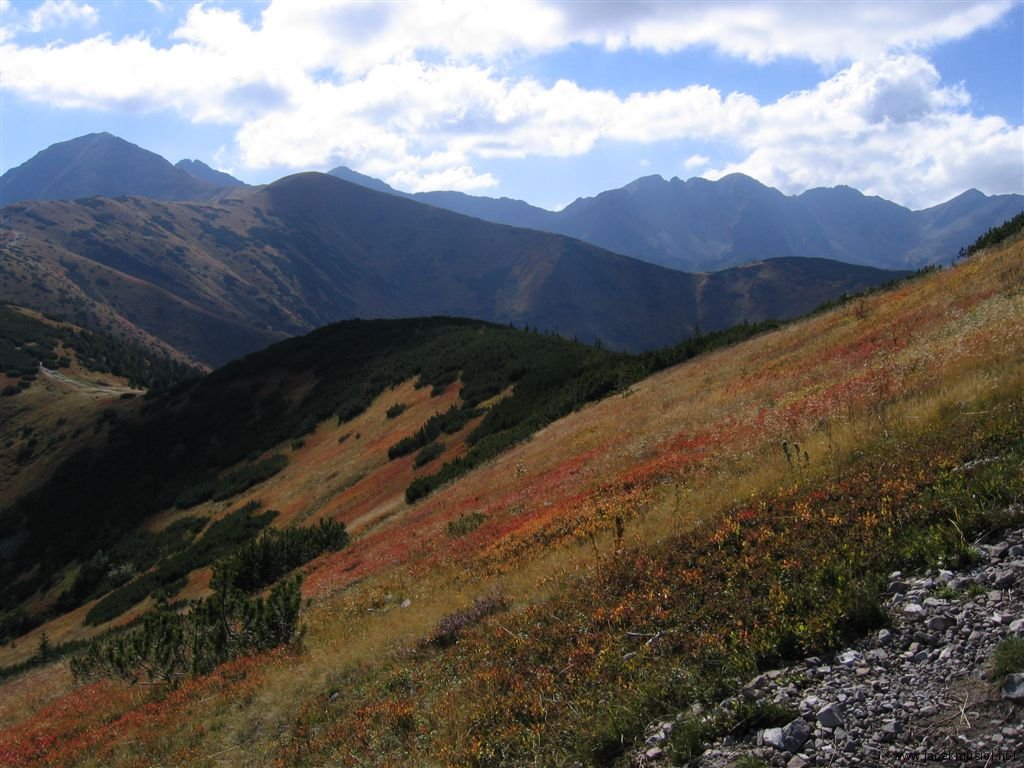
[{"left": 991, "top": 638, "right": 1024, "bottom": 681}]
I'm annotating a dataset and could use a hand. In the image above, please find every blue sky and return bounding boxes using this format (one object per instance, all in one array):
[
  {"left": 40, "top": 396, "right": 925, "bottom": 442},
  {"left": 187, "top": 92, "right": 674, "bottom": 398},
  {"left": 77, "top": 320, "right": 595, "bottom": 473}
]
[{"left": 1, "top": 0, "right": 1021, "bottom": 210}]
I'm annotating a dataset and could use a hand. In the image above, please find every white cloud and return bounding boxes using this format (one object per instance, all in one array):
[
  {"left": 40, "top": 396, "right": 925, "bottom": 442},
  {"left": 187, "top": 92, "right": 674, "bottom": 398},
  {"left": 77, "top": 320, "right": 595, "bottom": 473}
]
[
  {"left": 389, "top": 165, "right": 498, "bottom": 193},
  {"left": 0, "top": 1, "right": 1019, "bottom": 199},
  {"left": 0, "top": 0, "right": 96, "bottom": 42},
  {"left": 703, "top": 55, "right": 1022, "bottom": 208},
  {"left": 228, "top": 62, "right": 762, "bottom": 191},
  {"left": 684, "top": 155, "right": 710, "bottom": 171},
  {"left": 558, "top": 1, "right": 1012, "bottom": 64},
  {"left": 28, "top": 0, "right": 96, "bottom": 33}
]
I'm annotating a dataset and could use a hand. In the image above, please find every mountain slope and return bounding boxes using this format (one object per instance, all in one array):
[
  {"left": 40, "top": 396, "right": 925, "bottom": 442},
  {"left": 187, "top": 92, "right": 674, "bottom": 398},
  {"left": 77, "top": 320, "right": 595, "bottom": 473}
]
[
  {"left": 335, "top": 167, "right": 1023, "bottom": 271},
  {"left": 0, "top": 172, "right": 903, "bottom": 365},
  {"left": 0, "top": 133, "right": 228, "bottom": 206},
  {"left": 0, "top": 226, "right": 1020, "bottom": 767},
  {"left": 0, "top": 319, "right": 625, "bottom": 629}
]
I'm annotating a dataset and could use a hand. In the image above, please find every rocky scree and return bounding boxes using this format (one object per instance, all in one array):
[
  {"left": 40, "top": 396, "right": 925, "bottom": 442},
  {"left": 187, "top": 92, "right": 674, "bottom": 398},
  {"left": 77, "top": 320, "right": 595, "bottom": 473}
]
[{"left": 636, "top": 522, "right": 1024, "bottom": 767}]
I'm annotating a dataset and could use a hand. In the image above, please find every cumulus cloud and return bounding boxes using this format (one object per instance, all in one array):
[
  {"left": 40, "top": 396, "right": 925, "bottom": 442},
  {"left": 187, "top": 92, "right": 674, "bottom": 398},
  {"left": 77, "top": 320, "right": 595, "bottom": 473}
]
[
  {"left": 0, "top": 0, "right": 1019, "bottom": 199},
  {"left": 703, "top": 55, "right": 1022, "bottom": 207},
  {"left": 684, "top": 155, "right": 711, "bottom": 171},
  {"left": 229, "top": 62, "right": 762, "bottom": 190},
  {"left": 558, "top": 1, "right": 1012, "bottom": 64},
  {"left": 27, "top": 0, "right": 97, "bottom": 33},
  {"left": 0, "top": 0, "right": 96, "bottom": 42}
]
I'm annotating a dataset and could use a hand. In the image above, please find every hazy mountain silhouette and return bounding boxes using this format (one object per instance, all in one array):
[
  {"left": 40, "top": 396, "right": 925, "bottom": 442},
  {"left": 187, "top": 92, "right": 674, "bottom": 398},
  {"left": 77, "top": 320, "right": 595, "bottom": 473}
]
[
  {"left": 331, "top": 167, "right": 1022, "bottom": 271},
  {"left": 175, "top": 159, "right": 247, "bottom": 188}
]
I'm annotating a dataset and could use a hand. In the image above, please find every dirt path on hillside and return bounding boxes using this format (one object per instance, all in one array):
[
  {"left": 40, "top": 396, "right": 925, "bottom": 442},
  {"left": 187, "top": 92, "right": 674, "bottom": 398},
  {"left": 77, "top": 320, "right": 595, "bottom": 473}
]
[{"left": 39, "top": 365, "right": 142, "bottom": 396}]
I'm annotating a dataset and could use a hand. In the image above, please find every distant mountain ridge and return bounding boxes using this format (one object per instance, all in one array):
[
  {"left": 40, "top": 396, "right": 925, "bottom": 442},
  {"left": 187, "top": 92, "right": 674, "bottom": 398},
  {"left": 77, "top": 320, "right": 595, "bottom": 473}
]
[
  {"left": 0, "top": 133, "right": 234, "bottom": 206},
  {"left": 0, "top": 172, "right": 904, "bottom": 366},
  {"left": 175, "top": 159, "right": 247, "bottom": 188},
  {"left": 3, "top": 132, "right": 1015, "bottom": 273},
  {"left": 328, "top": 166, "right": 1023, "bottom": 271}
]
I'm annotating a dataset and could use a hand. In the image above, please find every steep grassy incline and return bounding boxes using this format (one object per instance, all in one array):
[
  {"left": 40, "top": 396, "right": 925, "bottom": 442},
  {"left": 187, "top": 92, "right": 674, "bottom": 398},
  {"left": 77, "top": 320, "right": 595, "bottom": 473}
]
[
  {"left": 6, "top": 318, "right": 742, "bottom": 658},
  {"left": 0, "top": 238, "right": 1020, "bottom": 767}
]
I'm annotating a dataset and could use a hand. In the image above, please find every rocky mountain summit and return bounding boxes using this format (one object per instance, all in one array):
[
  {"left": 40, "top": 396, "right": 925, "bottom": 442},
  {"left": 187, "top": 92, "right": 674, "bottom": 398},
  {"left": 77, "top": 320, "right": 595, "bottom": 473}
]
[{"left": 639, "top": 516, "right": 1024, "bottom": 767}]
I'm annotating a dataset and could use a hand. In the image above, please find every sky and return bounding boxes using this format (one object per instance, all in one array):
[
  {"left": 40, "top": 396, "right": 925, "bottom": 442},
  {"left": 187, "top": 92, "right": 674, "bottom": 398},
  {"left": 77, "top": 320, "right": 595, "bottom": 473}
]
[{"left": 0, "top": 0, "right": 1021, "bottom": 211}]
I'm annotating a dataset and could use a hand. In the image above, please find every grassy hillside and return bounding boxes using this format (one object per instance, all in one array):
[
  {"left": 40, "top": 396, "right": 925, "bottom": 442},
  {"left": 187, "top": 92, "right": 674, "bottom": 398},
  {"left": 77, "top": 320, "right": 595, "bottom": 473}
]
[
  {"left": 4, "top": 317, "right": 778, "bottom": 663},
  {"left": 0, "top": 236, "right": 1020, "bottom": 766}
]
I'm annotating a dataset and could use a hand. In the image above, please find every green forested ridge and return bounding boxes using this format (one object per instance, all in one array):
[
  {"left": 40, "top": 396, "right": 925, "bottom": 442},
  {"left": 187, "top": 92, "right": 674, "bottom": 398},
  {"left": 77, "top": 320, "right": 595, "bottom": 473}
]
[
  {"left": 3, "top": 500, "right": 346, "bottom": 683},
  {"left": 214, "top": 518, "right": 349, "bottom": 593},
  {"left": 0, "top": 318, "right": 777, "bottom": 607},
  {"left": 0, "top": 316, "right": 776, "bottom": 658},
  {"left": 71, "top": 574, "right": 304, "bottom": 685},
  {"left": 83, "top": 502, "right": 277, "bottom": 626}
]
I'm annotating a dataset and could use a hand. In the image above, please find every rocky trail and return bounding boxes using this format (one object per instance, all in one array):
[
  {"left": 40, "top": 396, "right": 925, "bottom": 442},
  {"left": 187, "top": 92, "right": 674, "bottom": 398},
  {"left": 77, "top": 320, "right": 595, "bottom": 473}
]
[
  {"left": 638, "top": 515, "right": 1024, "bottom": 768},
  {"left": 38, "top": 365, "right": 141, "bottom": 396}
]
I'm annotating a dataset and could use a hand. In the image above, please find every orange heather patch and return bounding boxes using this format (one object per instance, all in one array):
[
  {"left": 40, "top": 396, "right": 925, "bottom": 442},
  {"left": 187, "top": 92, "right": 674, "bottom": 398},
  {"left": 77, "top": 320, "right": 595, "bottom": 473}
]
[
  {"left": 0, "top": 651, "right": 282, "bottom": 768},
  {"left": 0, "top": 679, "right": 134, "bottom": 768},
  {"left": 175, "top": 566, "right": 213, "bottom": 602},
  {"left": 0, "top": 664, "right": 74, "bottom": 730},
  {"left": 242, "top": 378, "right": 463, "bottom": 528}
]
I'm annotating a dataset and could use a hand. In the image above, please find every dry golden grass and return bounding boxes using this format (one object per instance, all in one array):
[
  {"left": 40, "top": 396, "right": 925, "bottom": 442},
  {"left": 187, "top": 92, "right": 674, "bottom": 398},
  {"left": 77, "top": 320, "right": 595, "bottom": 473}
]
[{"left": 0, "top": 663, "right": 74, "bottom": 729}]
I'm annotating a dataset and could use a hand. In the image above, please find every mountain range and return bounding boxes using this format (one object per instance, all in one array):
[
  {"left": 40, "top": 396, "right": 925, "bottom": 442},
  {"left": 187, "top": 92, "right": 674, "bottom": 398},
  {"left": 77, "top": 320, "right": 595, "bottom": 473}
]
[
  {"left": 2, "top": 133, "right": 1018, "bottom": 275},
  {"left": 174, "top": 158, "right": 247, "bottom": 188},
  {"left": 0, "top": 171, "right": 903, "bottom": 366},
  {"left": 329, "top": 165, "right": 1023, "bottom": 272}
]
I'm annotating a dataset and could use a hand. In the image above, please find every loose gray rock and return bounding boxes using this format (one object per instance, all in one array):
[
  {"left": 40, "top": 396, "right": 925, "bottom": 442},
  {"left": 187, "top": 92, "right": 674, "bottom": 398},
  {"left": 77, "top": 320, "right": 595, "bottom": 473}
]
[
  {"left": 782, "top": 718, "right": 811, "bottom": 752},
  {"left": 1003, "top": 673, "right": 1024, "bottom": 703},
  {"left": 817, "top": 702, "right": 844, "bottom": 729},
  {"left": 761, "top": 727, "right": 785, "bottom": 750},
  {"left": 993, "top": 569, "right": 1016, "bottom": 587},
  {"left": 633, "top": 526, "right": 1024, "bottom": 768},
  {"left": 925, "top": 615, "right": 954, "bottom": 632}
]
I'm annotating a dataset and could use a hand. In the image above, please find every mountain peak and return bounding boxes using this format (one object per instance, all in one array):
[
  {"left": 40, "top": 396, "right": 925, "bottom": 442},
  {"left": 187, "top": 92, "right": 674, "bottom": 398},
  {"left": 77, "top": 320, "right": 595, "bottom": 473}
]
[
  {"left": 0, "top": 132, "right": 223, "bottom": 206},
  {"left": 716, "top": 172, "right": 767, "bottom": 188},
  {"left": 623, "top": 174, "right": 667, "bottom": 192},
  {"left": 949, "top": 188, "right": 986, "bottom": 202},
  {"left": 175, "top": 159, "right": 246, "bottom": 188},
  {"left": 327, "top": 166, "right": 397, "bottom": 195}
]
